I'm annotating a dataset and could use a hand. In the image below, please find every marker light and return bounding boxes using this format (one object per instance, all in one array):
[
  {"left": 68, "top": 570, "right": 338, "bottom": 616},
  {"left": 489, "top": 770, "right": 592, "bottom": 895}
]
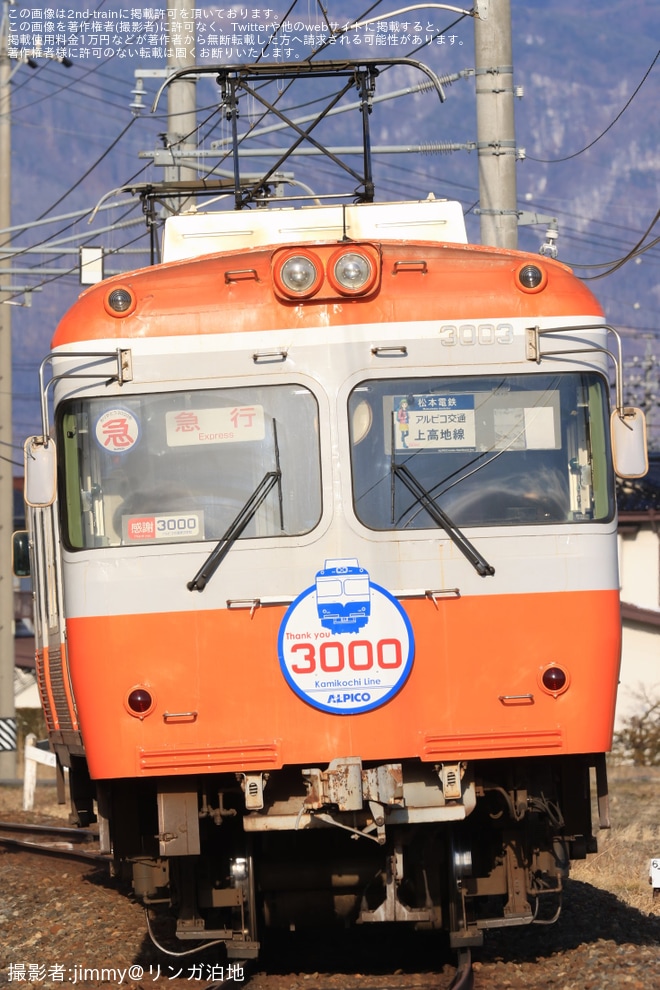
[
  {"left": 516, "top": 263, "right": 547, "bottom": 293},
  {"left": 126, "top": 687, "right": 154, "bottom": 717},
  {"left": 105, "top": 286, "right": 136, "bottom": 316},
  {"left": 540, "top": 665, "right": 569, "bottom": 697},
  {"left": 277, "top": 253, "right": 322, "bottom": 297}
]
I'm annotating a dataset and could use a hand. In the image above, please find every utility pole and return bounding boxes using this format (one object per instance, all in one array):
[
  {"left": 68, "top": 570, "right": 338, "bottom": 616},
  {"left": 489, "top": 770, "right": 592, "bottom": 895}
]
[
  {"left": 0, "top": 0, "right": 17, "bottom": 778},
  {"left": 626, "top": 340, "right": 659, "bottom": 450},
  {"left": 165, "top": 0, "right": 197, "bottom": 209},
  {"left": 474, "top": 0, "right": 519, "bottom": 249},
  {"left": 0, "top": 2, "right": 72, "bottom": 778}
]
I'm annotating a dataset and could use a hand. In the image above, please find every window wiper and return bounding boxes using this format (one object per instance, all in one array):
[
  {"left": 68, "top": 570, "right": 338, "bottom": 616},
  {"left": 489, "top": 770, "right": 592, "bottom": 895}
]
[
  {"left": 392, "top": 462, "right": 495, "bottom": 577},
  {"left": 187, "top": 422, "right": 283, "bottom": 593}
]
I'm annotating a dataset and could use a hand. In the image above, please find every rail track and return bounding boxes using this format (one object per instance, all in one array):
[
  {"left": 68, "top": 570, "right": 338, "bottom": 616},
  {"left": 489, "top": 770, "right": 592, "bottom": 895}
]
[
  {"left": 2, "top": 771, "right": 658, "bottom": 989},
  {"left": 0, "top": 817, "right": 473, "bottom": 988},
  {"left": 0, "top": 819, "right": 106, "bottom": 862},
  {"left": 0, "top": 816, "right": 660, "bottom": 990}
]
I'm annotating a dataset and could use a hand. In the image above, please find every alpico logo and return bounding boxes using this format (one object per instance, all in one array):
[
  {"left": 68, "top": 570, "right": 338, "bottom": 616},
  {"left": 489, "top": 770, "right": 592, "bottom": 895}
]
[{"left": 278, "top": 558, "right": 414, "bottom": 715}]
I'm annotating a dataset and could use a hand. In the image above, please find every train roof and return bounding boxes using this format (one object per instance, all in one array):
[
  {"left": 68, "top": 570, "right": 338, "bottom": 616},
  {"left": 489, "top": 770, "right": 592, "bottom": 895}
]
[
  {"left": 161, "top": 198, "right": 468, "bottom": 263},
  {"left": 52, "top": 212, "right": 605, "bottom": 347}
]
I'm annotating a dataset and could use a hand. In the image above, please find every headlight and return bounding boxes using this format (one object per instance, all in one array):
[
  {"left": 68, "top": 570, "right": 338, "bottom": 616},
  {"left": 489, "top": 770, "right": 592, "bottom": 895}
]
[
  {"left": 328, "top": 248, "right": 379, "bottom": 296},
  {"left": 334, "top": 252, "right": 372, "bottom": 289},
  {"left": 275, "top": 253, "right": 322, "bottom": 297}
]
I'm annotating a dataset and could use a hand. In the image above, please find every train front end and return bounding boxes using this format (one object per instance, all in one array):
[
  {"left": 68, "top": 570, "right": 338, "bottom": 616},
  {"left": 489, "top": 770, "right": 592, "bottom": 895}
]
[{"left": 21, "top": 199, "right": 648, "bottom": 957}]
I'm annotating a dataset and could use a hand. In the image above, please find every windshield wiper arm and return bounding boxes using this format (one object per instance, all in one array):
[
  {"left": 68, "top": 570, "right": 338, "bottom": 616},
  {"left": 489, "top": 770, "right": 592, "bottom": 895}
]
[
  {"left": 187, "top": 469, "right": 281, "bottom": 592},
  {"left": 188, "top": 419, "right": 283, "bottom": 593},
  {"left": 392, "top": 462, "right": 495, "bottom": 577}
]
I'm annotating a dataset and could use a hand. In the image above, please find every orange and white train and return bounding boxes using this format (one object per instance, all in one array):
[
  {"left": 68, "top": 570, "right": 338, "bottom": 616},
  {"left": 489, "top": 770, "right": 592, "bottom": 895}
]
[{"left": 18, "top": 170, "right": 647, "bottom": 963}]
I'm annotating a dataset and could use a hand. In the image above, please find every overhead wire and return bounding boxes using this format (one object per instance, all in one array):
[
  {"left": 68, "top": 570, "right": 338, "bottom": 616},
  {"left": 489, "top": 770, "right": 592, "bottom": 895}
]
[
  {"left": 184, "top": 0, "right": 471, "bottom": 205},
  {"left": 163, "top": 44, "right": 310, "bottom": 199},
  {"left": 28, "top": 115, "right": 138, "bottom": 223},
  {"left": 2, "top": 61, "right": 172, "bottom": 298},
  {"left": 9, "top": 57, "right": 125, "bottom": 113},
  {"left": 6, "top": 0, "right": 658, "bottom": 442},
  {"left": 0, "top": 438, "right": 25, "bottom": 452},
  {"left": 1, "top": 133, "right": 156, "bottom": 294},
  {"left": 2, "top": 210, "right": 151, "bottom": 304},
  {"left": 570, "top": 237, "right": 660, "bottom": 272},
  {"left": 0, "top": 115, "right": 140, "bottom": 265},
  {"left": 157, "top": 101, "right": 229, "bottom": 181},
  {"left": 5, "top": 31, "right": 167, "bottom": 257},
  {"left": 353, "top": 10, "right": 658, "bottom": 272},
  {"left": 579, "top": 208, "right": 660, "bottom": 280},
  {"left": 546, "top": 204, "right": 660, "bottom": 270},
  {"left": 6, "top": 0, "right": 389, "bottom": 292},
  {"left": 0, "top": 451, "right": 23, "bottom": 468},
  {"left": 309, "top": 0, "right": 384, "bottom": 59},
  {"left": 519, "top": 193, "right": 660, "bottom": 245},
  {"left": 7, "top": 219, "right": 152, "bottom": 300},
  {"left": 10, "top": 0, "right": 464, "bottom": 243},
  {"left": 6, "top": 0, "right": 655, "bottom": 292},
  {"left": 14, "top": 12, "right": 372, "bottom": 268},
  {"left": 2, "top": 175, "right": 149, "bottom": 273},
  {"left": 304, "top": 3, "right": 659, "bottom": 297},
  {"left": 0, "top": 183, "right": 152, "bottom": 304},
  {"left": 254, "top": 0, "right": 303, "bottom": 62},
  {"left": 526, "top": 48, "right": 659, "bottom": 164},
  {"left": 515, "top": 194, "right": 660, "bottom": 268},
  {"left": 12, "top": 64, "right": 134, "bottom": 115}
]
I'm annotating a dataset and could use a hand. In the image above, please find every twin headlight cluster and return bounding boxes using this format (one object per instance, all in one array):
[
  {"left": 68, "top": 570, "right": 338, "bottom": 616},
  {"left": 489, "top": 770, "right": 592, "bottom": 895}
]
[
  {"left": 272, "top": 244, "right": 381, "bottom": 301},
  {"left": 103, "top": 244, "right": 381, "bottom": 318},
  {"left": 103, "top": 249, "right": 546, "bottom": 317}
]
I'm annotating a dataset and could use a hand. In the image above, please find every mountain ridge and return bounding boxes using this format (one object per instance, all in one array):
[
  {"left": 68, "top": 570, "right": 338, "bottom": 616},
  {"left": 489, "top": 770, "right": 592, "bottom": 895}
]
[{"left": 8, "top": 0, "right": 659, "bottom": 443}]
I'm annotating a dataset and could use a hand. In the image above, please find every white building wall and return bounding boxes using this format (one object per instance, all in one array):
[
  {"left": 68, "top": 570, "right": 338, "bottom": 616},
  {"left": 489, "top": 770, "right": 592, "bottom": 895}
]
[
  {"left": 618, "top": 528, "right": 660, "bottom": 611},
  {"left": 616, "top": 522, "right": 660, "bottom": 728},
  {"left": 617, "top": 625, "right": 660, "bottom": 724}
]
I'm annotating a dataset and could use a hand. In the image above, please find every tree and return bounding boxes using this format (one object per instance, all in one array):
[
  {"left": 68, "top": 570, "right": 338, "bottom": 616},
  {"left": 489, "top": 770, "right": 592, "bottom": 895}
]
[{"left": 612, "top": 687, "right": 660, "bottom": 765}]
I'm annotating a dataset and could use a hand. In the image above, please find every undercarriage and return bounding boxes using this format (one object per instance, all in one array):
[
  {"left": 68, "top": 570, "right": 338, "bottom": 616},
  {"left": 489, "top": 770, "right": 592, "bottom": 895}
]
[{"left": 79, "top": 753, "right": 607, "bottom": 959}]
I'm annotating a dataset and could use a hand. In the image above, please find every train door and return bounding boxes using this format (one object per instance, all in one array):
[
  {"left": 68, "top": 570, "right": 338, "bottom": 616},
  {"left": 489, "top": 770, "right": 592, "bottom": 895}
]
[{"left": 24, "top": 439, "right": 84, "bottom": 767}]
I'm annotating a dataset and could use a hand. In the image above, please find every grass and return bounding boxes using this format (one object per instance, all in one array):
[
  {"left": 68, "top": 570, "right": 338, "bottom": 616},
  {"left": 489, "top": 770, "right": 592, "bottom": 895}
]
[{"left": 570, "top": 763, "right": 660, "bottom": 915}]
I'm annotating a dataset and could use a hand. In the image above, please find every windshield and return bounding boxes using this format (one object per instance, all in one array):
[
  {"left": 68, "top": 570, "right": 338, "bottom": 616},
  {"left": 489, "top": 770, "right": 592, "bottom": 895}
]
[
  {"left": 349, "top": 372, "right": 613, "bottom": 530},
  {"left": 60, "top": 384, "right": 322, "bottom": 549}
]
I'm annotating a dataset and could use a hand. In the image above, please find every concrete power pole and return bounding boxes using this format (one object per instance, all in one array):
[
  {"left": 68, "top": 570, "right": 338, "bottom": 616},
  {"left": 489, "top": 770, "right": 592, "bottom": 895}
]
[
  {"left": 0, "top": 0, "right": 17, "bottom": 778},
  {"left": 474, "top": 0, "right": 519, "bottom": 249},
  {"left": 165, "top": 0, "right": 197, "bottom": 207}
]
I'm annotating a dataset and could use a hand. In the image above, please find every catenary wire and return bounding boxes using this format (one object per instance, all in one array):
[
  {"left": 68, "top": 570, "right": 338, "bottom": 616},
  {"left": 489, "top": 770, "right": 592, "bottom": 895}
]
[
  {"left": 0, "top": 207, "right": 150, "bottom": 304},
  {"left": 526, "top": 48, "right": 660, "bottom": 164},
  {"left": 0, "top": 116, "right": 140, "bottom": 259},
  {"left": 180, "top": 2, "right": 469, "bottom": 201},
  {"left": 515, "top": 194, "right": 660, "bottom": 266},
  {"left": 13, "top": 222, "right": 151, "bottom": 297},
  {"left": 29, "top": 116, "right": 138, "bottom": 223},
  {"left": 7, "top": 1, "right": 654, "bottom": 294},
  {"left": 2, "top": 161, "right": 152, "bottom": 267},
  {"left": 578, "top": 208, "right": 660, "bottom": 279}
]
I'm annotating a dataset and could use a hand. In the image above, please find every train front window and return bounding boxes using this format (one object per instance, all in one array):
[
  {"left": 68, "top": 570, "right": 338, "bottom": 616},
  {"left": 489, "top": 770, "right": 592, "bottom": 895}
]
[
  {"left": 60, "top": 384, "right": 322, "bottom": 549},
  {"left": 348, "top": 373, "right": 613, "bottom": 530}
]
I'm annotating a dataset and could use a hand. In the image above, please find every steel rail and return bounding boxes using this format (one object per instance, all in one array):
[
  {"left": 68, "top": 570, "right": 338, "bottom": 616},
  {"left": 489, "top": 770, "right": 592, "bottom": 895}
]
[{"left": 0, "top": 820, "right": 107, "bottom": 862}]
